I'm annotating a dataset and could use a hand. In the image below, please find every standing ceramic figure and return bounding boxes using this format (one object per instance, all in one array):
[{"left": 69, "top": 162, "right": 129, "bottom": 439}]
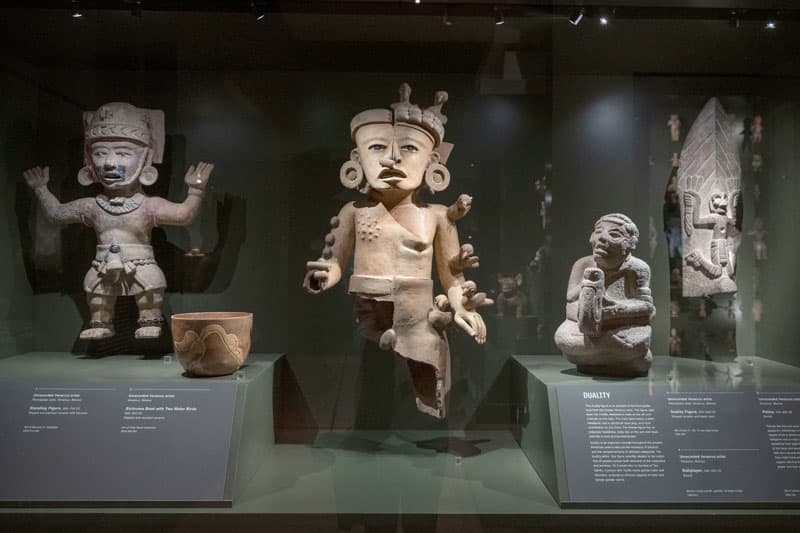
[
  {"left": 24, "top": 102, "right": 213, "bottom": 341},
  {"left": 554, "top": 214, "right": 655, "bottom": 376},
  {"left": 303, "top": 84, "right": 489, "bottom": 418}
]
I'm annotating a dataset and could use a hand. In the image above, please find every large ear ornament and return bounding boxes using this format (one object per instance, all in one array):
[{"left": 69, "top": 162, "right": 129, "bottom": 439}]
[
  {"left": 339, "top": 160, "right": 364, "bottom": 190},
  {"left": 77, "top": 166, "right": 95, "bottom": 186},
  {"left": 140, "top": 166, "right": 158, "bottom": 186},
  {"left": 424, "top": 162, "right": 450, "bottom": 193}
]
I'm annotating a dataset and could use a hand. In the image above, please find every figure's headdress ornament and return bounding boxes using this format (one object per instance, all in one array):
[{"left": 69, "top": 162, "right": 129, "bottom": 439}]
[
  {"left": 83, "top": 102, "right": 165, "bottom": 164},
  {"left": 350, "top": 83, "right": 448, "bottom": 147}
]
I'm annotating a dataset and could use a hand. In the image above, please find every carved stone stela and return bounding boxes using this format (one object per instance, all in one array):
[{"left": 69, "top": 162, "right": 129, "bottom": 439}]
[{"left": 677, "top": 98, "right": 742, "bottom": 297}]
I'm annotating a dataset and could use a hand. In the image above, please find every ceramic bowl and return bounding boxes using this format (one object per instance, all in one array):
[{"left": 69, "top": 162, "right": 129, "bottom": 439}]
[{"left": 171, "top": 312, "right": 253, "bottom": 377}]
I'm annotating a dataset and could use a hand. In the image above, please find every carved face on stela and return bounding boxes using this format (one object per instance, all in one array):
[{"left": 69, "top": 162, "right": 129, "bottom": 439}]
[
  {"left": 589, "top": 214, "right": 638, "bottom": 271},
  {"left": 710, "top": 193, "right": 729, "bottom": 215},
  {"left": 354, "top": 123, "right": 435, "bottom": 193}
]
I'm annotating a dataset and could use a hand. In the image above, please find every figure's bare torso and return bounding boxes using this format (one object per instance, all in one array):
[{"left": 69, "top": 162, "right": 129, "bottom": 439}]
[
  {"left": 351, "top": 202, "right": 440, "bottom": 280},
  {"left": 83, "top": 196, "right": 156, "bottom": 245}
]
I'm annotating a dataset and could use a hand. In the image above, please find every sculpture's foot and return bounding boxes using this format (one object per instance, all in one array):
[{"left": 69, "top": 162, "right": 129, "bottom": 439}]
[
  {"left": 135, "top": 326, "right": 162, "bottom": 339},
  {"left": 379, "top": 328, "right": 396, "bottom": 351},
  {"left": 80, "top": 326, "right": 114, "bottom": 340}
]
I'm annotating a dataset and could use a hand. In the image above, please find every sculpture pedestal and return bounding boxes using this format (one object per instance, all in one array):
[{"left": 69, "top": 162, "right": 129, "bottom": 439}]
[
  {"left": 515, "top": 354, "right": 800, "bottom": 507},
  {"left": 0, "top": 352, "right": 281, "bottom": 507}
]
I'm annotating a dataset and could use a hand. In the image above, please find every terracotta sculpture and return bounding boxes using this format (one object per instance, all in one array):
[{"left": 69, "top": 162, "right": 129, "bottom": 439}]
[
  {"left": 751, "top": 114, "right": 763, "bottom": 145},
  {"left": 554, "top": 214, "right": 655, "bottom": 377},
  {"left": 678, "top": 98, "right": 742, "bottom": 297},
  {"left": 24, "top": 103, "right": 212, "bottom": 340},
  {"left": 668, "top": 328, "right": 682, "bottom": 356},
  {"left": 303, "top": 84, "right": 489, "bottom": 418},
  {"left": 668, "top": 114, "right": 681, "bottom": 142},
  {"left": 496, "top": 273, "right": 526, "bottom": 318},
  {"left": 748, "top": 217, "right": 768, "bottom": 262}
]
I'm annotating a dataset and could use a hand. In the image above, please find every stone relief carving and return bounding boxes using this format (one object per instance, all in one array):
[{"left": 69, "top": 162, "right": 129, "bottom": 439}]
[
  {"left": 554, "top": 214, "right": 655, "bottom": 377},
  {"left": 677, "top": 98, "right": 742, "bottom": 297},
  {"left": 24, "top": 103, "right": 212, "bottom": 341},
  {"left": 303, "top": 84, "right": 490, "bottom": 418}
]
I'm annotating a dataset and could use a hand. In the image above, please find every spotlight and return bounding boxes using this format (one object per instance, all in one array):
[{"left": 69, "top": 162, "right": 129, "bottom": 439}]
[
  {"left": 71, "top": 0, "right": 82, "bottom": 18},
  {"left": 414, "top": 0, "right": 421, "bottom": 4},
  {"left": 494, "top": 9, "right": 504, "bottom": 26},
  {"left": 568, "top": 7, "right": 585, "bottom": 26},
  {"left": 765, "top": 20, "right": 777, "bottom": 30},
  {"left": 599, "top": 16, "right": 608, "bottom": 26},
  {"left": 251, "top": 2, "right": 266, "bottom": 20},
  {"left": 728, "top": 10, "right": 740, "bottom": 29},
  {"left": 443, "top": 8, "right": 453, "bottom": 26}
]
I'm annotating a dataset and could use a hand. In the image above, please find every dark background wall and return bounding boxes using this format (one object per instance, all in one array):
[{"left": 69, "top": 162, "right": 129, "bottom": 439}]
[{"left": 0, "top": 6, "right": 798, "bottom": 434}]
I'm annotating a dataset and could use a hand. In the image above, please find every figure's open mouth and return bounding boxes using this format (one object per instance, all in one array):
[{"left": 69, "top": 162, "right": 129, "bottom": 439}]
[
  {"left": 379, "top": 169, "right": 406, "bottom": 183},
  {"left": 102, "top": 172, "right": 124, "bottom": 181},
  {"left": 594, "top": 247, "right": 609, "bottom": 257}
]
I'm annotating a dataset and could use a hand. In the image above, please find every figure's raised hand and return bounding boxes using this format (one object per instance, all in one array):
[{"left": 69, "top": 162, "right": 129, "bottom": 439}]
[
  {"left": 454, "top": 309, "right": 487, "bottom": 344},
  {"left": 303, "top": 260, "right": 332, "bottom": 294},
  {"left": 184, "top": 161, "right": 214, "bottom": 189},
  {"left": 23, "top": 166, "right": 50, "bottom": 189}
]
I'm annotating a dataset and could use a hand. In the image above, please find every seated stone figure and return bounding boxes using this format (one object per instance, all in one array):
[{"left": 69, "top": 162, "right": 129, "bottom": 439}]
[{"left": 554, "top": 213, "right": 655, "bottom": 377}]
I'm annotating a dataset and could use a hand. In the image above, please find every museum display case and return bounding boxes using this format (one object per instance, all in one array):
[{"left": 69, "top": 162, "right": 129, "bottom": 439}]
[{"left": 1, "top": 1, "right": 800, "bottom": 531}]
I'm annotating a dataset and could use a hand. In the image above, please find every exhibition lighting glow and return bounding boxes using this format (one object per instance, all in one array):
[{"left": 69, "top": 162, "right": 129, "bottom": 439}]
[
  {"left": 599, "top": 16, "right": 608, "bottom": 26},
  {"left": 568, "top": 7, "right": 585, "bottom": 26},
  {"left": 765, "top": 20, "right": 777, "bottom": 30},
  {"left": 443, "top": 8, "right": 453, "bottom": 26},
  {"left": 495, "top": 9, "right": 504, "bottom": 25},
  {"left": 71, "top": 0, "right": 82, "bottom": 17},
  {"left": 256, "top": 12, "right": 266, "bottom": 20}
]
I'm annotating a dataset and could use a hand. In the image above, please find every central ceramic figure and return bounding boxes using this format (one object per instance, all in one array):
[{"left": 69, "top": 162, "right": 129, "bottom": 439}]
[{"left": 304, "top": 84, "right": 489, "bottom": 418}]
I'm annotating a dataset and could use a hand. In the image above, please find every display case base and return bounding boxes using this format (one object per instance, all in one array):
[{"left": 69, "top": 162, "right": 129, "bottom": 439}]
[
  {"left": 0, "top": 352, "right": 282, "bottom": 507},
  {"left": 515, "top": 354, "right": 800, "bottom": 508}
]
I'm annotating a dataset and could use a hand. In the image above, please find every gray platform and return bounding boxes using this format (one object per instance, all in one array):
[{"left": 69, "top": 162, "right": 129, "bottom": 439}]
[
  {"left": 1, "top": 353, "right": 799, "bottom": 531},
  {"left": 0, "top": 352, "right": 281, "bottom": 507},
  {"left": 515, "top": 354, "right": 800, "bottom": 507}
]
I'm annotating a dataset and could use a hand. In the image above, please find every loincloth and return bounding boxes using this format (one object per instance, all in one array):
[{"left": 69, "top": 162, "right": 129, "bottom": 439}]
[{"left": 83, "top": 244, "right": 167, "bottom": 296}]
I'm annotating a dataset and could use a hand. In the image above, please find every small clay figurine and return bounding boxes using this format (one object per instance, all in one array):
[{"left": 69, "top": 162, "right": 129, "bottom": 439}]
[
  {"left": 303, "top": 84, "right": 490, "bottom": 418},
  {"left": 496, "top": 273, "right": 526, "bottom": 318},
  {"left": 648, "top": 216, "right": 657, "bottom": 259},
  {"left": 752, "top": 153, "right": 763, "bottom": 173},
  {"left": 752, "top": 299, "right": 763, "bottom": 323},
  {"left": 748, "top": 217, "right": 768, "bottom": 262},
  {"left": 751, "top": 114, "right": 763, "bottom": 145},
  {"left": 24, "top": 102, "right": 212, "bottom": 341},
  {"left": 668, "top": 114, "right": 681, "bottom": 142},
  {"left": 554, "top": 213, "right": 655, "bottom": 376},
  {"left": 669, "top": 328, "right": 682, "bottom": 356}
]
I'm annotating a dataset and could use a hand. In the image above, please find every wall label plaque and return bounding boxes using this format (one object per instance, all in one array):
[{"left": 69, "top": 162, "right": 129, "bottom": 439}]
[
  {"left": 0, "top": 380, "right": 238, "bottom": 506},
  {"left": 556, "top": 383, "right": 800, "bottom": 504}
]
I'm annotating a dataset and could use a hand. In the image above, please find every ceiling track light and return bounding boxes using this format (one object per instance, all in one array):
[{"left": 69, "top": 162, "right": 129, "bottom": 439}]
[
  {"left": 728, "top": 10, "right": 740, "bottom": 29},
  {"left": 414, "top": 0, "right": 421, "bottom": 4},
  {"left": 568, "top": 7, "right": 585, "bottom": 26},
  {"left": 71, "top": 0, "right": 82, "bottom": 18},
  {"left": 765, "top": 19, "right": 777, "bottom": 30},
  {"left": 494, "top": 8, "right": 504, "bottom": 26},
  {"left": 443, "top": 7, "right": 453, "bottom": 26},
  {"left": 251, "top": 2, "right": 266, "bottom": 21}
]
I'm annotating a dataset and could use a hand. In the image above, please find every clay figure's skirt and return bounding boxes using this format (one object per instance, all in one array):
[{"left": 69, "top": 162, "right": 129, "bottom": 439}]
[
  {"left": 84, "top": 244, "right": 167, "bottom": 296},
  {"left": 555, "top": 319, "right": 652, "bottom": 377},
  {"left": 350, "top": 274, "right": 451, "bottom": 418}
]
